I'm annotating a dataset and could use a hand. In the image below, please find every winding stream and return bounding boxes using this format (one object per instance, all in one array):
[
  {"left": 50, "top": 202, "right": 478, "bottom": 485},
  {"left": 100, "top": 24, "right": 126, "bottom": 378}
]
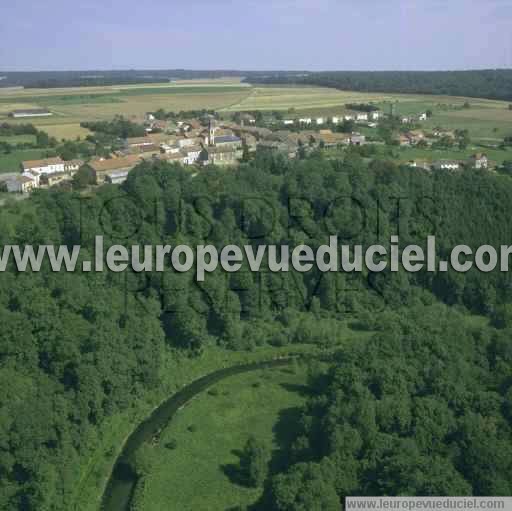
[{"left": 100, "top": 357, "right": 295, "bottom": 510}]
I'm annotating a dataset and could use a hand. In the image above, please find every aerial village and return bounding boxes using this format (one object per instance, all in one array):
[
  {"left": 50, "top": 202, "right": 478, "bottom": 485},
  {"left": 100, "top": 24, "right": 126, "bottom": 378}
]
[{"left": 3, "top": 105, "right": 492, "bottom": 194}]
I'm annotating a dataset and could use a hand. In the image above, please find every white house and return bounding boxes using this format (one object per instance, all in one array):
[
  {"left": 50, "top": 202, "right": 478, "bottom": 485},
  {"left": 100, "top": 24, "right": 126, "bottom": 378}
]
[
  {"left": 369, "top": 111, "right": 380, "bottom": 120},
  {"left": 21, "top": 157, "right": 65, "bottom": 176},
  {"left": 63, "top": 159, "right": 84, "bottom": 175},
  {"left": 433, "top": 160, "right": 461, "bottom": 171},
  {"left": 316, "top": 118, "right": 325, "bottom": 125},
  {"left": 283, "top": 119, "right": 294, "bottom": 125},
  {"left": 6, "top": 175, "right": 37, "bottom": 193},
  {"left": 106, "top": 171, "right": 130, "bottom": 185},
  {"left": 161, "top": 143, "right": 181, "bottom": 154},
  {"left": 181, "top": 146, "right": 202, "bottom": 165},
  {"left": 21, "top": 171, "right": 41, "bottom": 187},
  {"left": 469, "top": 153, "right": 488, "bottom": 169},
  {"left": 418, "top": 113, "right": 428, "bottom": 121},
  {"left": 331, "top": 116, "right": 340, "bottom": 124},
  {"left": 299, "top": 118, "right": 312, "bottom": 125},
  {"left": 343, "top": 114, "right": 354, "bottom": 121},
  {"left": 356, "top": 113, "right": 368, "bottom": 121},
  {"left": 350, "top": 133, "right": 366, "bottom": 145}
]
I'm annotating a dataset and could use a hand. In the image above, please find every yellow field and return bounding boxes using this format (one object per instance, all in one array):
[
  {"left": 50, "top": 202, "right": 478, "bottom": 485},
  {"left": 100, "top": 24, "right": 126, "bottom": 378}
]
[
  {"left": 0, "top": 81, "right": 254, "bottom": 139},
  {"left": 220, "top": 86, "right": 399, "bottom": 112},
  {"left": 221, "top": 86, "right": 512, "bottom": 113},
  {"left": 0, "top": 80, "right": 510, "bottom": 142},
  {"left": 38, "top": 123, "right": 92, "bottom": 141}
]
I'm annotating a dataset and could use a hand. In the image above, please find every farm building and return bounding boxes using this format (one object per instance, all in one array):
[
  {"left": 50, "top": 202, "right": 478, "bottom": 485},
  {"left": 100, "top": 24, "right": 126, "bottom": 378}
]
[
  {"left": 105, "top": 171, "right": 130, "bottom": 185},
  {"left": 126, "top": 137, "right": 155, "bottom": 148},
  {"left": 21, "top": 157, "right": 65, "bottom": 175},
  {"left": 433, "top": 160, "right": 461, "bottom": 171},
  {"left": 181, "top": 145, "right": 203, "bottom": 165},
  {"left": 40, "top": 172, "right": 72, "bottom": 188},
  {"left": 350, "top": 133, "right": 366, "bottom": 146},
  {"left": 469, "top": 153, "right": 488, "bottom": 169},
  {"left": 9, "top": 108, "right": 53, "bottom": 119},
  {"left": 5, "top": 175, "right": 37, "bottom": 194},
  {"left": 64, "top": 159, "right": 84, "bottom": 174},
  {"left": 317, "top": 130, "right": 351, "bottom": 147},
  {"left": 86, "top": 155, "right": 141, "bottom": 184}
]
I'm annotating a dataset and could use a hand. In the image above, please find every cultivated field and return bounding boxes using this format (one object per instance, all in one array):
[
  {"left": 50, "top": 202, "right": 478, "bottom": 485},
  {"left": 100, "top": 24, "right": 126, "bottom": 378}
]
[
  {"left": 0, "top": 79, "right": 253, "bottom": 139},
  {"left": 33, "top": 123, "right": 92, "bottom": 141},
  {"left": 0, "top": 79, "right": 511, "bottom": 142},
  {"left": 222, "top": 87, "right": 512, "bottom": 141}
]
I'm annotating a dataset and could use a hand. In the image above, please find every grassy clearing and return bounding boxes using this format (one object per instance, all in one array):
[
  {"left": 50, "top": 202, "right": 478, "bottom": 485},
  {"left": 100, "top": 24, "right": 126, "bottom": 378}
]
[
  {"left": 0, "top": 148, "right": 50, "bottom": 172},
  {"left": 133, "top": 362, "right": 311, "bottom": 511},
  {"left": 71, "top": 343, "right": 330, "bottom": 511},
  {"left": 0, "top": 134, "right": 36, "bottom": 145}
]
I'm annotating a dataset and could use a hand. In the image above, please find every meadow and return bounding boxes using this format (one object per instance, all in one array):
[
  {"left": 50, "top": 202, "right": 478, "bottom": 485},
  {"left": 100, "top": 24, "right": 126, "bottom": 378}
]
[
  {"left": 0, "top": 134, "right": 36, "bottom": 145},
  {"left": 0, "top": 148, "right": 50, "bottom": 173},
  {"left": 131, "top": 363, "right": 311, "bottom": 511}
]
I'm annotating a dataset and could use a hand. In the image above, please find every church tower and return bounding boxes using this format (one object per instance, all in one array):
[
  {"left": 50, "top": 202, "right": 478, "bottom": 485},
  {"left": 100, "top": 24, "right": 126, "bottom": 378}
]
[{"left": 209, "top": 118, "right": 216, "bottom": 146}]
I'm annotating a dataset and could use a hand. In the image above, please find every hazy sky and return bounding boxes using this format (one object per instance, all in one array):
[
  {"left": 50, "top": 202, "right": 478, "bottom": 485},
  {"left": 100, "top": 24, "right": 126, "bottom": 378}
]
[{"left": 1, "top": 0, "right": 511, "bottom": 71}]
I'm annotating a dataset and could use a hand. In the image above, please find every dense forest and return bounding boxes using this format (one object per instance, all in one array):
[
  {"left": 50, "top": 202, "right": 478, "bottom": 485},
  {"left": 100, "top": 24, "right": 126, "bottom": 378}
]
[
  {"left": 2, "top": 69, "right": 512, "bottom": 101},
  {"left": 0, "top": 70, "right": 248, "bottom": 89},
  {"left": 261, "top": 305, "right": 512, "bottom": 509},
  {"left": 247, "top": 69, "right": 512, "bottom": 101},
  {"left": 1, "top": 151, "right": 512, "bottom": 509}
]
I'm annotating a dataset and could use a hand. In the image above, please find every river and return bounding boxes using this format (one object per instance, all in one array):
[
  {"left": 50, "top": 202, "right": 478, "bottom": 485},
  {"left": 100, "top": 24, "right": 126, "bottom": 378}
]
[{"left": 100, "top": 357, "right": 295, "bottom": 510}]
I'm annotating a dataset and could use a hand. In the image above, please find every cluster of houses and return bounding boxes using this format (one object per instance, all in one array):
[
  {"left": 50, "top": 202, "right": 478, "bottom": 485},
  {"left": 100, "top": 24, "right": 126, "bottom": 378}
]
[
  {"left": 401, "top": 112, "right": 429, "bottom": 124},
  {"left": 89, "top": 117, "right": 245, "bottom": 184},
  {"left": 83, "top": 116, "right": 368, "bottom": 185},
  {"left": 407, "top": 153, "right": 489, "bottom": 172},
  {"left": 1, "top": 106, "right": 494, "bottom": 195},
  {"left": 4, "top": 157, "right": 83, "bottom": 193},
  {"left": 279, "top": 111, "right": 381, "bottom": 128}
]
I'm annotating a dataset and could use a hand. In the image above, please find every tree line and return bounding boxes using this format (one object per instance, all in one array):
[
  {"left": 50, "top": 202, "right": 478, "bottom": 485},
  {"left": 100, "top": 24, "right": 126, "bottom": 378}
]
[{"left": 246, "top": 70, "right": 512, "bottom": 102}]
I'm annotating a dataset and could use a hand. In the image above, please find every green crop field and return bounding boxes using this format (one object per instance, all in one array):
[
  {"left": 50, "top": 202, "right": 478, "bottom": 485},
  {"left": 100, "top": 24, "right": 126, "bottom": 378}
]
[
  {"left": 0, "top": 148, "right": 51, "bottom": 173},
  {"left": 0, "top": 134, "right": 37, "bottom": 145},
  {"left": 221, "top": 87, "right": 512, "bottom": 142},
  {"left": 0, "top": 80, "right": 254, "bottom": 140},
  {"left": 132, "top": 362, "right": 311, "bottom": 511},
  {"left": 0, "top": 80, "right": 510, "bottom": 143}
]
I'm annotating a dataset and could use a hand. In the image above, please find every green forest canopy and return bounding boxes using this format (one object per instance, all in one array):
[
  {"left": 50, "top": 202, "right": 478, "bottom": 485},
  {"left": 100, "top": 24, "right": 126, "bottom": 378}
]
[{"left": 1, "top": 152, "right": 512, "bottom": 509}]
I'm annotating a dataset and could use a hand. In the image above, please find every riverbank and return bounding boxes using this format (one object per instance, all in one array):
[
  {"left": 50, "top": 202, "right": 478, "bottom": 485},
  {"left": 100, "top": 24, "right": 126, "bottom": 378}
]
[
  {"left": 71, "top": 344, "right": 329, "bottom": 511},
  {"left": 130, "top": 362, "right": 311, "bottom": 510}
]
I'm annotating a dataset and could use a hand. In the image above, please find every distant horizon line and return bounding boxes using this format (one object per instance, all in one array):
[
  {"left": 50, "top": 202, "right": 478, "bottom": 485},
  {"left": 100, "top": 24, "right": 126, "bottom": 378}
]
[{"left": 1, "top": 67, "right": 512, "bottom": 74}]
